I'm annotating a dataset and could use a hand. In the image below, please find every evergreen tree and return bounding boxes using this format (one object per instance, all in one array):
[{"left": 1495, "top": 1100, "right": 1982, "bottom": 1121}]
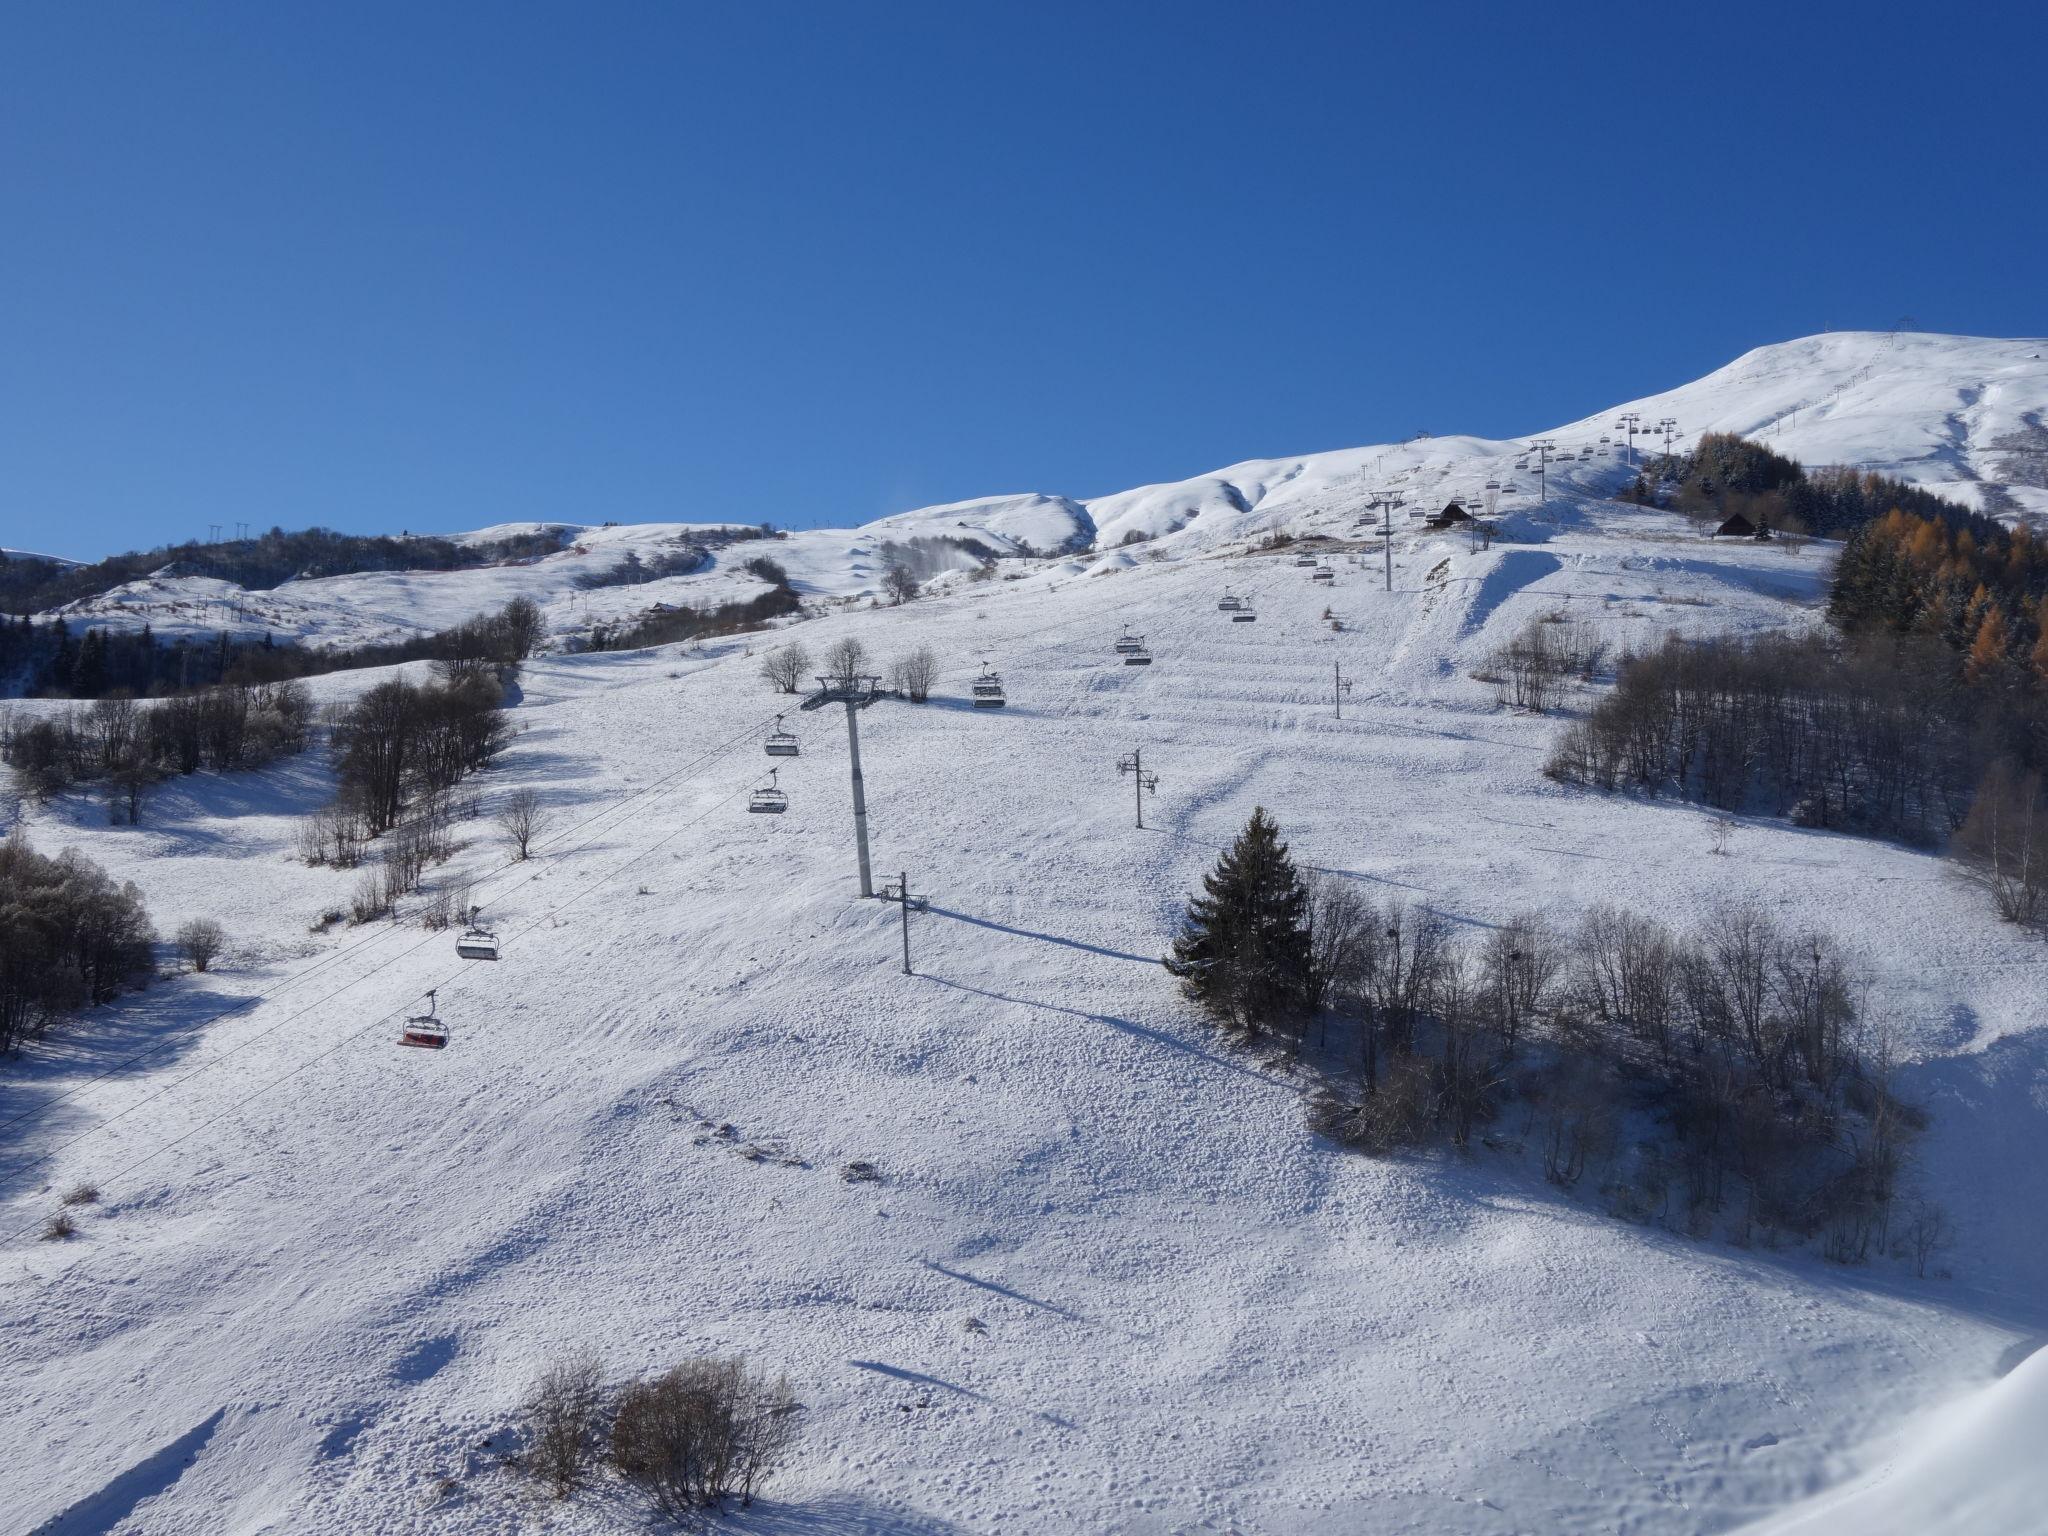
[
  {"left": 72, "top": 627, "right": 108, "bottom": 697},
  {"left": 1164, "top": 806, "right": 1311, "bottom": 1034}
]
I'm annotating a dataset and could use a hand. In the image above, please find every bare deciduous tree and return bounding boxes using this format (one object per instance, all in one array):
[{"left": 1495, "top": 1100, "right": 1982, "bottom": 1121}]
[
  {"left": 497, "top": 787, "right": 549, "bottom": 860},
  {"left": 882, "top": 561, "right": 920, "bottom": 605},
  {"left": 758, "top": 641, "right": 811, "bottom": 695},
  {"left": 889, "top": 645, "right": 939, "bottom": 703},
  {"left": 175, "top": 917, "right": 227, "bottom": 973},
  {"left": 822, "top": 636, "right": 870, "bottom": 682}
]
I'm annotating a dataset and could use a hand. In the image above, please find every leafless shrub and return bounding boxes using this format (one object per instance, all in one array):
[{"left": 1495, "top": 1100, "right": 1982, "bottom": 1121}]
[
  {"left": 496, "top": 787, "right": 549, "bottom": 861},
  {"left": 525, "top": 1351, "right": 605, "bottom": 1498},
  {"left": 175, "top": 918, "right": 228, "bottom": 973},
  {"left": 41, "top": 1211, "right": 76, "bottom": 1241},
  {"left": 420, "top": 889, "right": 452, "bottom": 931},
  {"left": 839, "top": 1160, "right": 881, "bottom": 1183},
  {"left": 62, "top": 1182, "right": 99, "bottom": 1206},
  {"left": 1894, "top": 1196, "right": 1955, "bottom": 1278},
  {"left": 348, "top": 869, "right": 390, "bottom": 925},
  {"left": 610, "top": 1357, "right": 801, "bottom": 1515},
  {"left": 1486, "top": 615, "right": 1605, "bottom": 711}
]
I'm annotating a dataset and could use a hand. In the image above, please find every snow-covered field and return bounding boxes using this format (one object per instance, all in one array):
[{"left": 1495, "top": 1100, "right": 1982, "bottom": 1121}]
[
  {"left": 5, "top": 465, "right": 2045, "bottom": 1532},
  {"left": 38, "top": 333, "right": 2048, "bottom": 658}
]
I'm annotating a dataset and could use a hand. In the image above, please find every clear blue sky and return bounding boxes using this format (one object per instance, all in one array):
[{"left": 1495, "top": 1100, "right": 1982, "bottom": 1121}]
[{"left": 4, "top": 1, "right": 2043, "bottom": 561}]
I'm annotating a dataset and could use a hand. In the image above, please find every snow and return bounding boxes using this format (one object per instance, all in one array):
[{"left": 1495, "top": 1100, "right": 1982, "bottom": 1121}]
[
  {"left": 5, "top": 333, "right": 2048, "bottom": 1532},
  {"left": 1738, "top": 1342, "right": 2048, "bottom": 1536},
  {"left": 6, "top": 490, "right": 2046, "bottom": 1533}
]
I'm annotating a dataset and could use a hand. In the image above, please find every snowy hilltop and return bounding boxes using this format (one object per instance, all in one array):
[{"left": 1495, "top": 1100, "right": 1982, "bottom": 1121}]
[
  {"left": 29, "top": 332, "right": 2048, "bottom": 656},
  {"left": 3, "top": 330, "right": 2046, "bottom": 1535}
]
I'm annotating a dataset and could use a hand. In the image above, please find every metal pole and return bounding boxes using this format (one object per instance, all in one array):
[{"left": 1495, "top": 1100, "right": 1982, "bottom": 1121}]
[
  {"left": 1381, "top": 496, "right": 1393, "bottom": 591},
  {"left": 1335, "top": 660, "right": 1342, "bottom": 719},
  {"left": 899, "top": 870, "right": 912, "bottom": 974},
  {"left": 844, "top": 698, "right": 874, "bottom": 898},
  {"left": 1134, "top": 747, "right": 1144, "bottom": 830}
]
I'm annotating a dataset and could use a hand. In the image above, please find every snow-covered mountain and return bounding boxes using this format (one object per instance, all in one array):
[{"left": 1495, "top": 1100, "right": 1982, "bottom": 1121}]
[
  {"left": 5, "top": 334, "right": 2046, "bottom": 1534},
  {"left": 36, "top": 332, "right": 2048, "bottom": 654}
]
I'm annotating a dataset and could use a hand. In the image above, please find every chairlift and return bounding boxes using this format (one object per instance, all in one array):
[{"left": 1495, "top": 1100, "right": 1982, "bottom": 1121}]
[
  {"left": 1231, "top": 602, "right": 1258, "bottom": 623},
  {"left": 1114, "top": 627, "right": 1144, "bottom": 654},
  {"left": 1293, "top": 553, "right": 1318, "bottom": 567},
  {"left": 1217, "top": 590, "right": 1243, "bottom": 611},
  {"left": 1484, "top": 480, "right": 1500, "bottom": 490},
  {"left": 764, "top": 714, "right": 799, "bottom": 757},
  {"left": 399, "top": 990, "right": 448, "bottom": 1050},
  {"left": 1123, "top": 641, "right": 1153, "bottom": 666},
  {"left": 456, "top": 926, "right": 500, "bottom": 961},
  {"left": 972, "top": 665, "right": 1007, "bottom": 708},
  {"left": 749, "top": 768, "right": 789, "bottom": 814},
  {"left": 1312, "top": 567, "right": 1335, "bottom": 583}
]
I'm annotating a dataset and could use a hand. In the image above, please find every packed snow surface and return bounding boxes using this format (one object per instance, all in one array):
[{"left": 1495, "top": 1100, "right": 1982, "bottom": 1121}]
[{"left": 6, "top": 478, "right": 2047, "bottom": 1533}]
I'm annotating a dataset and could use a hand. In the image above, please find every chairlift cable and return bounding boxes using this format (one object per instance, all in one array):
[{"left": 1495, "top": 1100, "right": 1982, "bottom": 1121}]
[{"left": 0, "top": 773, "right": 763, "bottom": 1249}]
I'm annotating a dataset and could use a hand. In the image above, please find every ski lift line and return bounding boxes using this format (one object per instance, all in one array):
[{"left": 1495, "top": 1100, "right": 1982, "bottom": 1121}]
[
  {"left": 0, "top": 710, "right": 780, "bottom": 1157},
  {"left": 0, "top": 772, "right": 765, "bottom": 1249},
  {"left": 0, "top": 705, "right": 787, "bottom": 1141}
]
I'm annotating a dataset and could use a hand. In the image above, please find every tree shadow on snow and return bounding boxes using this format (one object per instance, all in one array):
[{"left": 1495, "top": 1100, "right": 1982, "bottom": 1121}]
[{"left": 920, "top": 975, "right": 1284, "bottom": 1087}]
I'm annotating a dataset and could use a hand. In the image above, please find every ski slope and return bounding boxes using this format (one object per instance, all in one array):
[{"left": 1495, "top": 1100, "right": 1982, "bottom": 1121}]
[
  {"left": 6, "top": 487, "right": 2045, "bottom": 1533},
  {"left": 37, "top": 333, "right": 2048, "bottom": 656}
]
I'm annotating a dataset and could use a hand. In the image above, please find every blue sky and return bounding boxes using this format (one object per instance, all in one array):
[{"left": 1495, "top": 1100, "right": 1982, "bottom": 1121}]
[{"left": 3, "top": 1, "right": 2043, "bottom": 561}]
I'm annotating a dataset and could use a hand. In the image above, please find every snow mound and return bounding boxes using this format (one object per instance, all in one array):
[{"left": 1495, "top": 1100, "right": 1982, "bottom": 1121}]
[{"left": 1738, "top": 1344, "right": 2048, "bottom": 1536}]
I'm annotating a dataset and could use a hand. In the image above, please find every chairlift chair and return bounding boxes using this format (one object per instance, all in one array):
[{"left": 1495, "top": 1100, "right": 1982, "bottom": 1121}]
[
  {"left": 1312, "top": 567, "right": 1334, "bottom": 583},
  {"left": 972, "top": 666, "right": 1007, "bottom": 708},
  {"left": 399, "top": 990, "right": 448, "bottom": 1050},
  {"left": 764, "top": 714, "right": 799, "bottom": 757},
  {"left": 456, "top": 927, "right": 500, "bottom": 961},
  {"left": 1114, "top": 627, "right": 1144, "bottom": 654},
  {"left": 1217, "top": 591, "right": 1243, "bottom": 611},
  {"left": 1123, "top": 642, "right": 1153, "bottom": 666},
  {"left": 749, "top": 768, "right": 789, "bottom": 813},
  {"left": 1231, "top": 603, "right": 1258, "bottom": 623},
  {"left": 1294, "top": 553, "right": 1318, "bottom": 567}
]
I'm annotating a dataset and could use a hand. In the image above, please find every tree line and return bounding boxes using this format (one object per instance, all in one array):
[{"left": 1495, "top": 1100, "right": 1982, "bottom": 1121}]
[
  {"left": 2, "top": 682, "right": 317, "bottom": 823},
  {"left": 1651, "top": 431, "right": 2011, "bottom": 543},
  {"left": 1168, "top": 810, "right": 1943, "bottom": 1267},
  {"left": 2, "top": 595, "right": 548, "bottom": 700},
  {"left": 0, "top": 525, "right": 568, "bottom": 617}
]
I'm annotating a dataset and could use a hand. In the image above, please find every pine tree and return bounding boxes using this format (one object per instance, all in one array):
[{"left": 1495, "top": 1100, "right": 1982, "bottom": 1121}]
[
  {"left": 1164, "top": 807, "right": 1310, "bottom": 1034},
  {"left": 72, "top": 627, "right": 108, "bottom": 697}
]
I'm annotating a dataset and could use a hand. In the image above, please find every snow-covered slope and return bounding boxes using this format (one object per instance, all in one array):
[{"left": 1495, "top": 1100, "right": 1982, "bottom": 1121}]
[
  {"left": 1739, "top": 1342, "right": 2048, "bottom": 1536},
  {"left": 33, "top": 333, "right": 2047, "bottom": 657},
  {"left": 6, "top": 485, "right": 2045, "bottom": 1532},
  {"left": 1573, "top": 330, "right": 2048, "bottom": 521}
]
